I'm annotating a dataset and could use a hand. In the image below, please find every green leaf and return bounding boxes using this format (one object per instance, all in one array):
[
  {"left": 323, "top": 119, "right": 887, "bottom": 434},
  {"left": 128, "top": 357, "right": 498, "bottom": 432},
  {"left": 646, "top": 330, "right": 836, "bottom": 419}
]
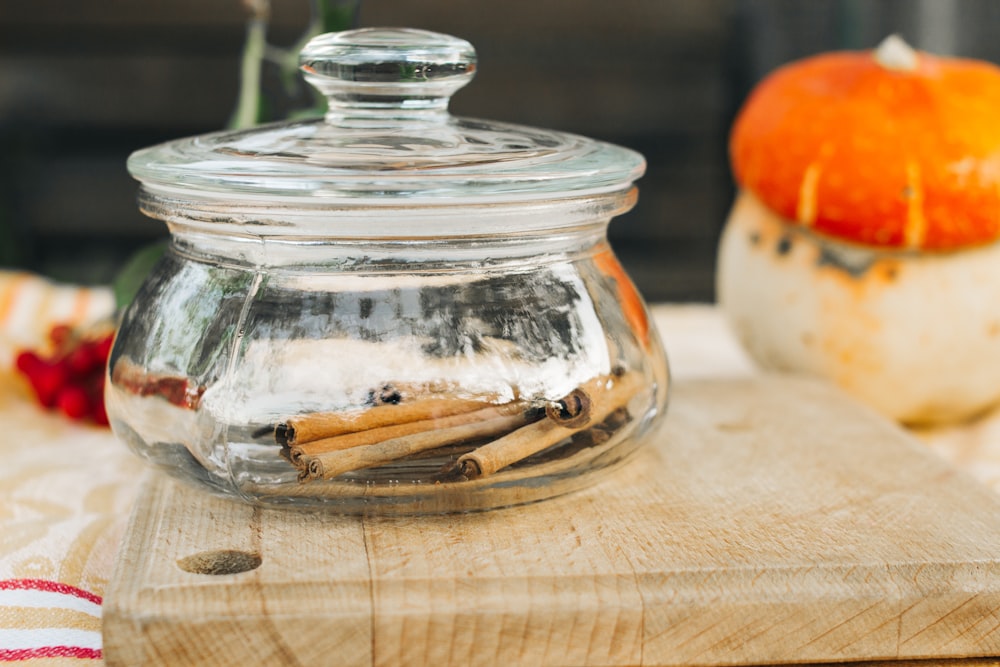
[
  {"left": 316, "top": 0, "right": 362, "bottom": 32},
  {"left": 113, "top": 240, "right": 168, "bottom": 310}
]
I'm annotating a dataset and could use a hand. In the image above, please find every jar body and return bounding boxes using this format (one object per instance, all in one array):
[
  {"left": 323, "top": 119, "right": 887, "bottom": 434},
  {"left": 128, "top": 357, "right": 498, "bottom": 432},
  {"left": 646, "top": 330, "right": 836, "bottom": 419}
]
[{"left": 107, "top": 225, "right": 668, "bottom": 512}]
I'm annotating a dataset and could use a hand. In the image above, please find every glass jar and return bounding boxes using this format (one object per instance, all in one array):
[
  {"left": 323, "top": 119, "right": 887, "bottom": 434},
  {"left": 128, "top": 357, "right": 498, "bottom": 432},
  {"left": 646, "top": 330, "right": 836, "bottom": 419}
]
[{"left": 108, "top": 28, "right": 669, "bottom": 513}]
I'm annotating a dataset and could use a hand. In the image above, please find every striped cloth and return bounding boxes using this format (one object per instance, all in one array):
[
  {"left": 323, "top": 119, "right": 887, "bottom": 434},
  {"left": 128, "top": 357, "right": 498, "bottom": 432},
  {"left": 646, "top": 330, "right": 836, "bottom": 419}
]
[
  {"left": 0, "top": 580, "right": 102, "bottom": 661},
  {"left": 0, "top": 272, "right": 134, "bottom": 665}
]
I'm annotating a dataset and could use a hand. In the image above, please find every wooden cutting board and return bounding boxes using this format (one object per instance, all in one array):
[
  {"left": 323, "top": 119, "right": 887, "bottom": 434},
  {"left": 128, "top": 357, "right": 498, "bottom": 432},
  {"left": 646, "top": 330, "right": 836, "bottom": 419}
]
[{"left": 103, "top": 377, "right": 1000, "bottom": 666}]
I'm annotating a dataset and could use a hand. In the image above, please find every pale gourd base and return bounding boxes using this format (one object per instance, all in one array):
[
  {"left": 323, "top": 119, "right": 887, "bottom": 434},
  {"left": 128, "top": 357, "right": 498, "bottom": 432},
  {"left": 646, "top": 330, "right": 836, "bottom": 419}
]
[{"left": 103, "top": 377, "right": 1000, "bottom": 666}]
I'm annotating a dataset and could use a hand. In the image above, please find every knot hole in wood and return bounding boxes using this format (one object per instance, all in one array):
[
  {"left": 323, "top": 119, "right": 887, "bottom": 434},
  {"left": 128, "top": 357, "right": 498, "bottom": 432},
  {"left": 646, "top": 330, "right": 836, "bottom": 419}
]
[{"left": 176, "top": 550, "right": 262, "bottom": 575}]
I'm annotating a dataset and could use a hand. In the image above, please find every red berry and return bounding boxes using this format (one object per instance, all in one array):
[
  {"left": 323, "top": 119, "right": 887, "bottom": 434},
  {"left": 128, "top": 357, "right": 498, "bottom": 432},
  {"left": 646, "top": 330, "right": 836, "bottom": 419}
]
[
  {"left": 15, "top": 351, "right": 42, "bottom": 376},
  {"left": 31, "top": 363, "right": 69, "bottom": 408},
  {"left": 84, "top": 371, "right": 105, "bottom": 398},
  {"left": 48, "top": 324, "right": 72, "bottom": 348},
  {"left": 91, "top": 400, "right": 109, "bottom": 426},
  {"left": 95, "top": 335, "right": 113, "bottom": 364},
  {"left": 65, "top": 344, "right": 99, "bottom": 376},
  {"left": 56, "top": 386, "right": 91, "bottom": 420}
]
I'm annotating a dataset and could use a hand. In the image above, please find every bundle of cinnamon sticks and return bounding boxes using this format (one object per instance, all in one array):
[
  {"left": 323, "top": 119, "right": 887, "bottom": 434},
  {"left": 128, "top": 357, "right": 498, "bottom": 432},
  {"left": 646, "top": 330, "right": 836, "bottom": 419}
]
[{"left": 275, "top": 369, "right": 642, "bottom": 483}]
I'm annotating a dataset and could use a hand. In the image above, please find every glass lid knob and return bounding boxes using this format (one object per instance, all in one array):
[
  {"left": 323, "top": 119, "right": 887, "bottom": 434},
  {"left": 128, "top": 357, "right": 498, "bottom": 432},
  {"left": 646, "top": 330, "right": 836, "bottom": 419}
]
[{"left": 299, "top": 27, "right": 477, "bottom": 121}]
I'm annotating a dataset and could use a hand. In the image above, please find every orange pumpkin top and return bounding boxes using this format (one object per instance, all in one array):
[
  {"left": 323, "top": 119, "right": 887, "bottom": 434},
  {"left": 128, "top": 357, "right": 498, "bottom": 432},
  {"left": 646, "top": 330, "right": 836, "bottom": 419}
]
[{"left": 730, "top": 38, "right": 1000, "bottom": 250}]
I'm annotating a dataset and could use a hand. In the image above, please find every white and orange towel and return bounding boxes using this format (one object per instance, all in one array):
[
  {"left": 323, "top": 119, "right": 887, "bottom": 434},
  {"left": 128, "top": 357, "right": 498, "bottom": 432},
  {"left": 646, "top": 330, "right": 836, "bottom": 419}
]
[
  {"left": 0, "top": 580, "right": 102, "bottom": 661},
  {"left": 0, "top": 273, "right": 138, "bottom": 665},
  {"left": 0, "top": 381, "right": 140, "bottom": 665}
]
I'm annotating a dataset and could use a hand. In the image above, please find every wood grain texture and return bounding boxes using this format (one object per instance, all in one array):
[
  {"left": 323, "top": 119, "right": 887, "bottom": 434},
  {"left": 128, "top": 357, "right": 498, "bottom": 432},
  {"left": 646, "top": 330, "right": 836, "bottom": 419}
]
[{"left": 103, "top": 377, "right": 1000, "bottom": 666}]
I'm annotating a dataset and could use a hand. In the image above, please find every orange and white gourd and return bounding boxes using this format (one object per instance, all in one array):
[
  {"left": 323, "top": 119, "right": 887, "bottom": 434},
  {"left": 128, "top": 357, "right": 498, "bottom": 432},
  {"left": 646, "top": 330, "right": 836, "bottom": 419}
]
[{"left": 718, "top": 36, "right": 1000, "bottom": 424}]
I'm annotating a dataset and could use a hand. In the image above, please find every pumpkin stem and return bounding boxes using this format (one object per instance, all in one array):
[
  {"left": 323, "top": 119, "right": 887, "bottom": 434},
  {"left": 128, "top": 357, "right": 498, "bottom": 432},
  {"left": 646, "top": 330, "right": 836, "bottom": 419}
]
[{"left": 874, "top": 34, "right": 919, "bottom": 72}]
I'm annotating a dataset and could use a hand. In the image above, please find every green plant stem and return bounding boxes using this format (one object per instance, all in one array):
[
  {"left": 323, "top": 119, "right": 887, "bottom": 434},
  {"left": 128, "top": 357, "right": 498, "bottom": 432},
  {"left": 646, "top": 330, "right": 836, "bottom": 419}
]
[{"left": 230, "top": 17, "right": 269, "bottom": 129}]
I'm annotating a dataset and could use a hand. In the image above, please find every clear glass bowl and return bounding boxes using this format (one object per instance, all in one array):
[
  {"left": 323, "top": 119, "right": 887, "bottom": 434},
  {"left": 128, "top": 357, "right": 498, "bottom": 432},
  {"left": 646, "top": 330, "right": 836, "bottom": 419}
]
[{"left": 108, "top": 28, "right": 669, "bottom": 513}]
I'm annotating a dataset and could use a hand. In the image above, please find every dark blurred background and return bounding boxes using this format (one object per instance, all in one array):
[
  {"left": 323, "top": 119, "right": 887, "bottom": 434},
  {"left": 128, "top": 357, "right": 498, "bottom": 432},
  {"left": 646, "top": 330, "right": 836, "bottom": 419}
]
[{"left": 1, "top": 0, "right": 998, "bottom": 301}]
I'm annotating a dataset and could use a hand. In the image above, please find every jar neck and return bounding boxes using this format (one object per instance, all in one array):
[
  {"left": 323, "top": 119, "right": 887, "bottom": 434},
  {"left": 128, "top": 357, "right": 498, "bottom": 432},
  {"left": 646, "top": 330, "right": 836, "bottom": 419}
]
[{"left": 168, "top": 223, "right": 610, "bottom": 273}]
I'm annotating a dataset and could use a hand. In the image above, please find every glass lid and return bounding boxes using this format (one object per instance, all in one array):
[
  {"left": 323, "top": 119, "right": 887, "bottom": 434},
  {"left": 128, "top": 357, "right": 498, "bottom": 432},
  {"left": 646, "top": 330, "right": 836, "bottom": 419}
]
[{"left": 128, "top": 28, "right": 646, "bottom": 235}]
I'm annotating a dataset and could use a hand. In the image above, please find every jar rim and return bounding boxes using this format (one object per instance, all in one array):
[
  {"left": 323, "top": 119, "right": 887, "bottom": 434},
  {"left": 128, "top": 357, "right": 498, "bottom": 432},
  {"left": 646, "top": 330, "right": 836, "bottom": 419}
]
[{"left": 138, "top": 184, "right": 639, "bottom": 239}]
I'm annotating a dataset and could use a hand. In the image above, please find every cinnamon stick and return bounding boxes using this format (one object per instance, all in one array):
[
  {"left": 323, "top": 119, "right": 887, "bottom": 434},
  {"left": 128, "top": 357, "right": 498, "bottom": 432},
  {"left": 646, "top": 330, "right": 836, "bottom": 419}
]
[
  {"left": 548, "top": 406, "right": 632, "bottom": 459},
  {"left": 277, "top": 395, "right": 501, "bottom": 447},
  {"left": 545, "top": 388, "right": 592, "bottom": 428},
  {"left": 300, "top": 410, "right": 538, "bottom": 481},
  {"left": 288, "top": 401, "right": 530, "bottom": 466},
  {"left": 366, "top": 380, "right": 458, "bottom": 406},
  {"left": 455, "top": 370, "right": 643, "bottom": 480}
]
